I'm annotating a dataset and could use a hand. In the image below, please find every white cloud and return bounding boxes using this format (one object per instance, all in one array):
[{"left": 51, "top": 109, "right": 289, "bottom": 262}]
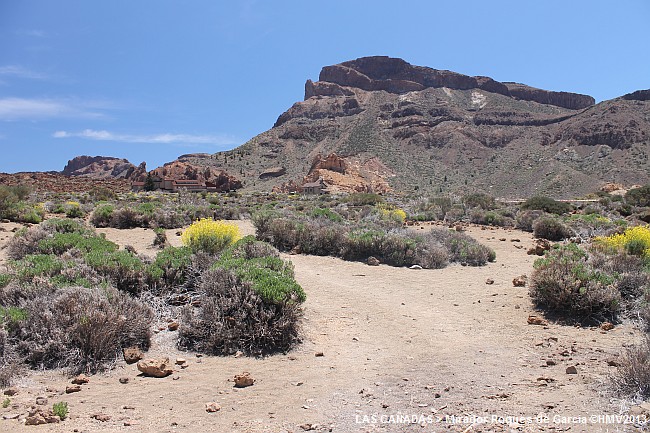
[
  {"left": 0, "top": 98, "right": 108, "bottom": 121},
  {"left": 0, "top": 65, "right": 47, "bottom": 80},
  {"left": 52, "top": 129, "right": 238, "bottom": 146}
]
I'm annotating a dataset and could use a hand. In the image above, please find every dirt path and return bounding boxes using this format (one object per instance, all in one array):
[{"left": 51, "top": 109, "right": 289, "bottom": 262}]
[{"left": 1, "top": 223, "right": 643, "bottom": 432}]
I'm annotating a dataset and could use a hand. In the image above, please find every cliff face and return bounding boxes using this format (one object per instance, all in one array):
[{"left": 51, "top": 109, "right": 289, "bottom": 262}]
[
  {"left": 62, "top": 156, "right": 145, "bottom": 180},
  {"left": 315, "top": 56, "right": 595, "bottom": 110}
]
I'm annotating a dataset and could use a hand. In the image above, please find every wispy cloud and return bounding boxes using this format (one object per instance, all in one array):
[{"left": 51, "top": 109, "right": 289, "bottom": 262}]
[
  {"left": 0, "top": 98, "right": 106, "bottom": 121},
  {"left": 16, "top": 29, "right": 47, "bottom": 38},
  {"left": 0, "top": 65, "right": 48, "bottom": 80},
  {"left": 53, "top": 129, "right": 238, "bottom": 146}
]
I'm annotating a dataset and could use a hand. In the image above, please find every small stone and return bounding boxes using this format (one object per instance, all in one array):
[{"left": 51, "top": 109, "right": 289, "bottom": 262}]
[
  {"left": 167, "top": 322, "right": 179, "bottom": 331},
  {"left": 3, "top": 413, "right": 20, "bottom": 420},
  {"left": 72, "top": 374, "right": 90, "bottom": 385},
  {"left": 234, "top": 372, "right": 255, "bottom": 388},
  {"left": 485, "top": 278, "right": 494, "bottom": 285},
  {"left": 123, "top": 347, "right": 144, "bottom": 364},
  {"left": 300, "top": 424, "right": 315, "bottom": 431},
  {"left": 175, "top": 358, "right": 186, "bottom": 365},
  {"left": 607, "top": 359, "right": 620, "bottom": 367},
  {"left": 367, "top": 256, "right": 380, "bottom": 266},
  {"left": 315, "top": 352, "right": 324, "bottom": 357},
  {"left": 527, "top": 315, "right": 548, "bottom": 326},
  {"left": 172, "top": 375, "right": 180, "bottom": 381},
  {"left": 546, "top": 360, "right": 557, "bottom": 366},
  {"left": 137, "top": 357, "right": 173, "bottom": 378},
  {"left": 119, "top": 377, "right": 130, "bottom": 384},
  {"left": 3, "top": 388, "right": 18, "bottom": 396},
  {"left": 600, "top": 322, "right": 615, "bottom": 331},
  {"left": 65, "top": 385, "right": 82, "bottom": 394},
  {"left": 566, "top": 366, "right": 578, "bottom": 375},
  {"left": 409, "top": 265, "right": 423, "bottom": 270},
  {"left": 513, "top": 275, "right": 528, "bottom": 287},
  {"left": 124, "top": 420, "right": 138, "bottom": 427},
  {"left": 234, "top": 351, "right": 244, "bottom": 358},
  {"left": 35, "top": 396, "right": 48, "bottom": 405},
  {"left": 205, "top": 402, "right": 221, "bottom": 413},
  {"left": 91, "top": 413, "right": 111, "bottom": 422}
]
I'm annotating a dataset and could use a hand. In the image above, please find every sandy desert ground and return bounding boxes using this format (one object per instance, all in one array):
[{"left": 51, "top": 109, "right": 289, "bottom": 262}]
[{"left": 0, "top": 220, "right": 647, "bottom": 432}]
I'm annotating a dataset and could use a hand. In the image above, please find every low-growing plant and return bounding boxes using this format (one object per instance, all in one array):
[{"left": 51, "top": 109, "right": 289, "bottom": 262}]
[
  {"left": 533, "top": 217, "right": 573, "bottom": 241},
  {"left": 52, "top": 401, "right": 69, "bottom": 420},
  {"left": 529, "top": 243, "right": 621, "bottom": 323},
  {"left": 595, "top": 225, "right": 650, "bottom": 260},
  {"left": 85, "top": 250, "right": 146, "bottom": 294},
  {"left": 612, "top": 335, "right": 650, "bottom": 398},
  {"left": 181, "top": 218, "right": 241, "bottom": 255},
  {"left": 147, "top": 246, "right": 193, "bottom": 289},
  {"left": 90, "top": 204, "right": 114, "bottom": 228},
  {"left": 2, "top": 397, "right": 10, "bottom": 408},
  {"left": 522, "top": 196, "right": 572, "bottom": 215}
]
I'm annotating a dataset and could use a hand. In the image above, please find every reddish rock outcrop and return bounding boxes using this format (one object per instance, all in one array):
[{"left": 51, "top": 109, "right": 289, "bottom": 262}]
[
  {"left": 150, "top": 160, "right": 242, "bottom": 191},
  {"left": 62, "top": 155, "right": 145, "bottom": 180},
  {"left": 313, "top": 56, "right": 594, "bottom": 110}
]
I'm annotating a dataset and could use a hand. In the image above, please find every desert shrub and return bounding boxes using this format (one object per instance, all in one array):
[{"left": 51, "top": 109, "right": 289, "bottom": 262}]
[
  {"left": 109, "top": 207, "right": 141, "bottom": 229},
  {"left": 470, "top": 210, "right": 513, "bottom": 227},
  {"left": 215, "top": 237, "right": 305, "bottom": 303},
  {"left": 522, "top": 196, "right": 572, "bottom": 215},
  {"left": 147, "top": 246, "right": 193, "bottom": 289},
  {"left": 89, "top": 186, "right": 116, "bottom": 202},
  {"left": 12, "top": 254, "right": 65, "bottom": 284},
  {"left": 9, "top": 286, "right": 152, "bottom": 373},
  {"left": 0, "top": 274, "right": 11, "bottom": 289},
  {"left": 347, "top": 193, "right": 384, "bottom": 206},
  {"left": 151, "top": 209, "right": 185, "bottom": 229},
  {"left": 533, "top": 217, "right": 573, "bottom": 241},
  {"left": 443, "top": 231, "right": 496, "bottom": 265},
  {"left": 310, "top": 207, "right": 343, "bottom": 223},
  {"left": 52, "top": 401, "right": 69, "bottom": 420},
  {"left": 463, "top": 192, "right": 495, "bottom": 210},
  {"left": 178, "top": 268, "right": 301, "bottom": 356},
  {"left": 564, "top": 213, "right": 622, "bottom": 239},
  {"left": 37, "top": 232, "right": 117, "bottom": 256},
  {"left": 625, "top": 184, "right": 650, "bottom": 207},
  {"left": 43, "top": 218, "right": 90, "bottom": 234},
  {"left": 0, "top": 306, "right": 28, "bottom": 327},
  {"left": 529, "top": 243, "right": 621, "bottom": 322},
  {"left": 0, "top": 185, "right": 32, "bottom": 221},
  {"left": 595, "top": 225, "right": 650, "bottom": 261},
  {"left": 515, "top": 209, "right": 545, "bottom": 232},
  {"left": 612, "top": 335, "right": 650, "bottom": 398},
  {"left": 377, "top": 204, "right": 407, "bottom": 223},
  {"left": 84, "top": 250, "right": 146, "bottom": 294},
  {"left": 64, "top": 201, "right": 84, "bottom": 218},
  {"left": 152, "top": 228, "right": 168, "bottom": 248},
  {"left": 15, "top": 204, "right": 44, "bottom": 224},
  {"left": 90, "top": 204, "right": 114, "bottom": 228},
  {"left": 181, "top": 218, "right": 241, "bottom": 254}
]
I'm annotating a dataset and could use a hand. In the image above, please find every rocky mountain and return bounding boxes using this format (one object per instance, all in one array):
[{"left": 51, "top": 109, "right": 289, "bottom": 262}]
[
  {"left": 62, "top": 156, "right": 146, "bottom": 180},
  {"left": 180, "top": 56, "right": 649, "bottom": 198}
]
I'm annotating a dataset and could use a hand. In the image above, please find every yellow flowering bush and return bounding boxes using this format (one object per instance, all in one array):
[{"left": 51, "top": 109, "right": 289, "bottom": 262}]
[
  {"left": 181, "top": 218, "right": 241, "bottom": 254},
  {"left": 595, "top": 225, "right": 650, "bottom": 258},
  {"left": 377, "top": 204, "right": 407, "bottom": 223}
]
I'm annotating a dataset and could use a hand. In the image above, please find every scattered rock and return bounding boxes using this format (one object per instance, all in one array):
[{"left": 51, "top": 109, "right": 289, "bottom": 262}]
[
  {"left": 290, "top": 245, "right": 302, "bottom": 255},
  {"left": 35, "top": 396, "right": 48, "bottom": 405},
  {"left": 175, "top": 358, "right": 186, "bottom": 366},
  {"left": 71, "top": 374, "right": 90, "bottom": 385},
  {"left": 91, "top": 413, "right": 111, "bottom": 422},
  {"left": 167, "top": 322, "right": 179, "bottom": 331},
  {"left": 205, "top": 402, "right": 221, "bottom": 413},
  {"left": 527, "top": 239, "right": 551, "bottom": 256},
  {"left": 123, "top": 347, "right": 144, "bottom": 364},
  {"left": 3, "top": 388, "right": 18, "bottom": 396},
  {"left": 566, "top": 366, "right": 578, "bottom": 374},
  {"left": 409, "top": 265, "right": 423, "bottom": 270},
  {"left": 485, "top": 278, "right": 494, "bottom": 285},
  {"left": 600, "top": 322, "right": 615, "bottom": 331},
  {"left": 2, "top": 413, "right": 20, "bottom": 420},
  {"left": 367, "top": 256, "right": 380, "bottom": 266},
  {"left": 527, "top": 315, "right": 548, "bottom": 326},
  {"left": 513, "top": 275, "right": 528, "bottom": 287},
  {"left": 65, "top": 385, "right": 82, "bottom": 394},
  {"left": 25, "top": 409, "right": 60, "bottom": 425},
  {"left": 455, "top": 225, "right": 464, "bottom": 232},
  {"left": 234, "top": 351, "right": 243, "bottom": 358},
  {"left": 315, "top": 352, "right": 324, "bottom": 357},
  {"left": 137, "top": 357, "right": 174, "bottom": 378},
  {"left": 510, "top": 238, "right": 521, "bottom": 242},
  {"left": 119, "top": 377, "right": 130, "bottom": 384},
  {"left": 234, "top": 372, "right": 255, "bottom": 388},
  {"left": 606, "top": 359, "right": 620, "bottom": 367},
  {"left": 546, "top": 360, "right": 557, "bottom": 366}
]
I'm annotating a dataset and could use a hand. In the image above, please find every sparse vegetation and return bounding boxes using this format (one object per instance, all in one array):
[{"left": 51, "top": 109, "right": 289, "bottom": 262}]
[
  {"left": 522, "top": 196, "right": 572, "bottom": 215},
  {"left": 181, "top": 218, "right": 241, "bottom": 254},
  {"left": 52, "top": 401, "right": 69, "bottom": 420}
]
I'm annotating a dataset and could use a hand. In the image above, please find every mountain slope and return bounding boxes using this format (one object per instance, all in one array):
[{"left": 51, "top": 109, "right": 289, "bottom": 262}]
[{"left": 171, "top": 57, "right": 650, "bottom": 198}]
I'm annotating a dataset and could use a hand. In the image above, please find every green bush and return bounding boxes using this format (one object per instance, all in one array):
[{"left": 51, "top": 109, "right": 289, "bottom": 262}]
[
  {"left": 0, "top": 274, "right": 11, "bottom": 289},
  {"left": 310, "top": 207, "right": 343, "bottom": 222},
  {"left": 85, "top": 250, "right": 146, "bottom": 294},
  {"left": 463, "top": 192, "right": 495, "bottom": 210},
  {"left": 147, "top": 246, "right": 193, "bottom": 288},
  {"left": 52, "top": 401, "right": 69, "bottom": 420},
  {"left": 533, "top": 217, "right": 573, "bottom": 241},
  {"left": 12, "top": 254, "right": 64, "bottom": 283},
  {"left": 522, "top": 196, "right": 572, "bottom": 215},
  {"left": 347, "top": 193, "right": 384, "bottom": 206},
  {"left": 90, "top": 204, "right": 114, "bottom": 228},
  {"left": 625, "top": 184, "right": 650, "bottom": 207}
]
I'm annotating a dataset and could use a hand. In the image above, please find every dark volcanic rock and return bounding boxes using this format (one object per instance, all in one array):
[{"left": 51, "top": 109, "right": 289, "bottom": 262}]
[
  {"left": 504, "top": 82, "right": 595, "bottom": 110},
  {"left": 622, "top": 89, "right": 650, "bottom": 101}
]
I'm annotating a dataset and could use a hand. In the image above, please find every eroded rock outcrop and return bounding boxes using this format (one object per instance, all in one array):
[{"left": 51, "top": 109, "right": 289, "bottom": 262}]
[{"left": 62, "top": 155, "right": 145, "bottom": 179}]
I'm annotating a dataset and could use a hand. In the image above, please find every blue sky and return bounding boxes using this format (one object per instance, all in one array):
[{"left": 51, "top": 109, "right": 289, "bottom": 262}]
[{"left": 1, "top": 0, "right": 648, "bottom": 173}]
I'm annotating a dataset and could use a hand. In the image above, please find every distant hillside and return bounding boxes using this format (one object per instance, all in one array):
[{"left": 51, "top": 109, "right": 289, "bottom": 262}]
[{"left": 179, "top": 56, "right": 649, "bottom": 198}]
